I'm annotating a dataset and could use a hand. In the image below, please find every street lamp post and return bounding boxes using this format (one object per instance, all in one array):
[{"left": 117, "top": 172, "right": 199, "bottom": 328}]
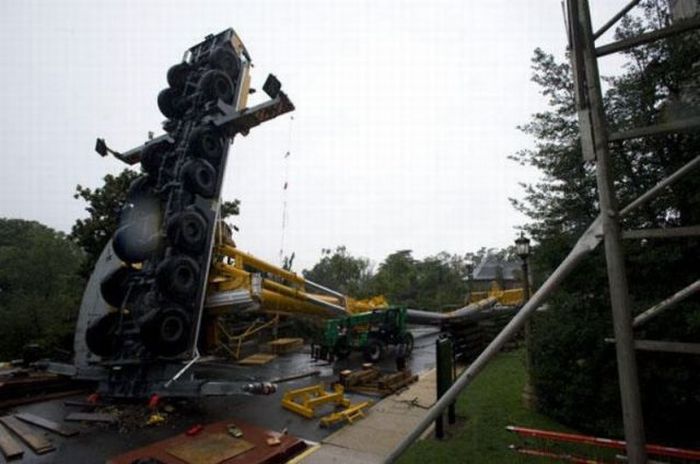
[
  {"left": 515, "top": 232, "right": 535, "bottom": 408},
  {"left": 515, "top": 232, "right": 531, "bottom": 300}
]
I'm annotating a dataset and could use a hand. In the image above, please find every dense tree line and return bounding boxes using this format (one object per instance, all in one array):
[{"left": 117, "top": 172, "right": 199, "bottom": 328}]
[
  {"left": 0, "top": 168, "right": 242, "bottom": 360},
  {"left": 302, "top": 245, "right": 512, "bottom": 311},
  {"left": 0, "top": 219, "right": 84, "bottom": 359},
  {"left": 514, "top": 1, "right": 699, "bottom": 444}
]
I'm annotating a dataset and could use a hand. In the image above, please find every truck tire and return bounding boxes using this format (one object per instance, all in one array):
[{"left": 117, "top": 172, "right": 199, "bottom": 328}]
[
  {"left": 188, "top": 126, "right": 225, "bottom": 161},
  {"left": 156, "top": 255, "right": 200, "bottom": 303},
  {"left": 141, "top": 306, "right": 192, "bottom": 357},
  {"left": 85, "top": 312, "right": 121, "bottom": 357},
  {"left": 363, "top": 339, "right": 384, "bottom": 363},
  {"left": 100, "top": 265, "right": 135, "bottom": 308},
  {"left": 157, "top": 87, "right": 184, "bottom": 119},
  {"left": 199, "top": 70, "right": 234, "bottom": 103},
  {"left": 181, "top": 158, "right": 216, "bottom": 197},
  {"left": 210, "top": 46, "right": 240, "bottom": 77},
  {"left": 334, "top": 342, "right": 351, "bottom": 360},
  {"left": 167, "top": 210, "right": 208, "bottom": 253},
  {"left": 167, "top": 62, "right": 191, "bottom": 89}
]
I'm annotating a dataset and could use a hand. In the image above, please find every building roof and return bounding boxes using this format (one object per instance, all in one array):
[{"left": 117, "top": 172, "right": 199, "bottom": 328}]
[{"left": 472, "top": 257, "right": 521, "bottom": 281}]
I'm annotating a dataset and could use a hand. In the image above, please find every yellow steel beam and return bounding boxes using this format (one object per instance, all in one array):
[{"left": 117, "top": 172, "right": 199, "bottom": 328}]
[
  {"left": 319, "top": 401, "right": 372, "bottom": 428},
  {"left": 218, "top": 245, "right": 305, "bottom": 286}
]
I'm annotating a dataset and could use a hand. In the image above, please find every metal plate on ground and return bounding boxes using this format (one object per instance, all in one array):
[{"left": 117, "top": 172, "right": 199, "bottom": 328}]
[{"left": 166, "top": 433, "right": 254, "bottom": 464}]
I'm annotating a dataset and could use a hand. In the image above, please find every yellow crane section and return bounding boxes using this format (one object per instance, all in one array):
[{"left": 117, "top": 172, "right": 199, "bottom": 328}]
[{"left": 206, "top": 244, "right": 388, "bottom": 319}]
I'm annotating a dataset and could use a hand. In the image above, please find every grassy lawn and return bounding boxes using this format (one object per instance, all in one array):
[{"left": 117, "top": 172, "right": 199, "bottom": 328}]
[{"left": 398, "top": 349, "right": 604, "bottom": 463}]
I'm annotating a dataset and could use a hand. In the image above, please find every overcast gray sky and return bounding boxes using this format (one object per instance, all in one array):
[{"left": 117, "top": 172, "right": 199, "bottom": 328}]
[{"left": 0, "top": 0, "right": 629, "bottom": 271}]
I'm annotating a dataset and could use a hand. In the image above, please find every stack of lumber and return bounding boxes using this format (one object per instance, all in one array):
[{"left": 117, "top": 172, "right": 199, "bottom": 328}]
[
  {"left": 238, "top": 353, "right": 277, "bottom": 365},
  {"left": 266, "top": 338, "right": 304, "bottom": 354},
  {"left": 339, "top": 367, "right": 417, "bottom": 397},
  {"left": 0, "top": 412, "right": 80, "bottom": 459}
]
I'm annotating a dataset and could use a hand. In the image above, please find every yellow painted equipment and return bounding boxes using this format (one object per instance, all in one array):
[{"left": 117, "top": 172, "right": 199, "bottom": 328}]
[
  {"left": 207, "top": 245, "right": 389, "bottom": 319},
  {"left": 216, "top": 314, "right": 280, "bottom": 359},
  {"left": 469, "top": 282, "right": 525, "bottom": 306},
  {"left": 319, "top": 401, "right": 372, "bottom": 428},
  {"left": 281, "top": 383, "right": 351, "bottom": 419}
]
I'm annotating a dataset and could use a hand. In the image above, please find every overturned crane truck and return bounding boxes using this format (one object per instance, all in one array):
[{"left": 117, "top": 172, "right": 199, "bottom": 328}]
[
  {"left": 63, "top": 29, "right": 510, "bottom": 400},
  {"left": 70, "top": 29, "right": 294, "bottom": 398}
]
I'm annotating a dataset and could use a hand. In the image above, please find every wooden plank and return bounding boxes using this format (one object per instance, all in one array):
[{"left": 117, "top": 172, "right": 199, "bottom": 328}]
[
  {"left": 622, "top": 225, "right": 700, "bottom": 240},
  {"left": 605, "top": 338, "right": 700, "bottom": 355},
  {"left": 595, "top": 16, "right": 700, "bottom": 57},
  {"left": 268, "top": 337, "right": 302, "bottom": 346},
  {"left": 0, "top": 388, "right": 89, "bottom": 409},
  {"left": 267, "top": 338, "right": 304, "bottom": 354},
  {"left": 592, "top": 0, "right": 642, "bottom": 40},
  {"left": 15, "top": 412, "right": 79, "bottom": 437},
  {"left": 0, "top": 423, "right": 23, "bottom": 460},
  {"left": 633, "top": 279, "right": 700, "bottom": 328},
  {"left": 64, "top": 412, "right": 118, "bottom": 424},
  {"left": 64, "top": 399, "right": 99, "bottom": 409},
  {"left": 238, "top": 353, "right": 277, "bottom": 365},
  {"left": 609, "top": 116, "right": 700, "bottom": 142},
  {"left": 0, "top": 415, "right": 54, "bottom": 454}
]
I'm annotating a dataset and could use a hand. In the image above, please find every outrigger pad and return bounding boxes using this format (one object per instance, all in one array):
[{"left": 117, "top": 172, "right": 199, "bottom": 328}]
[
  {"left": 263, "top": 73, "right": 282, "bottom": 98},
  {"left": 95, "top": 138, "right": 108, "bottom": 157}
]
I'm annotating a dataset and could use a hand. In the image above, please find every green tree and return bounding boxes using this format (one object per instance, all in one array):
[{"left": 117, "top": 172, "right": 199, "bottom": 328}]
[
  {"left": 71, "top": 168, "right": 241, "bottom": 277},
  {"left": 514, "top": 1, "right": 700, "bottom": 444},
  {"left": 303, "top": 248, "right": 479, "bottom": 311},
  {"left": 302, "top": 246, "right": 373, "bottom": 298},
  {"left": 70, "top": 169, "right": 140, "bottom": 277},
  {"left": 371, "top": 250, "right": 419, "bottom": 307},
  {"left": 414, "top": 252, "right": 470, "bottom": 310},
  {"left": 0, "top": 219, "right": 84, "bottom": 359}
]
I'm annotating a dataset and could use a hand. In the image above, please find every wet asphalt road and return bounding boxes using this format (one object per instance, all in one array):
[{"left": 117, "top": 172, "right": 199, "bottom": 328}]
[{"left": 4, "top": 327, "right": 439, "bottom": 464}]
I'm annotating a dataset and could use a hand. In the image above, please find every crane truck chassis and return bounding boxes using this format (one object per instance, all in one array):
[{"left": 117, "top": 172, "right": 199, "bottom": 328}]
[{"left": 72, "top": 29, "right": 298, "bottom": 398}]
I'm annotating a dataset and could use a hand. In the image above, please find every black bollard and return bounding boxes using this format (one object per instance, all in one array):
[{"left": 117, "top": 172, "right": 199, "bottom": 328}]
[{"left": 436, "top": 334, "right": 455, "bottom": 439}]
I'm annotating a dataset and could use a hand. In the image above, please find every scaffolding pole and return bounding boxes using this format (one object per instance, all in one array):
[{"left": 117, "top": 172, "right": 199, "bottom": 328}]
[{"left": 570, "top": 0, "right": 647, "bottom": 460}]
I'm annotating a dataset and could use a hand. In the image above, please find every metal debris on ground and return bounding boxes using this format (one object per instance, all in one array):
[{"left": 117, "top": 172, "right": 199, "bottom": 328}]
[
  {"left": 319, "top": 400, "right": 372, "bottom": 428},
  {"left": 227, "top": 423, "right": 243, "bottom": 438},
  {"left": 147, "top": 412, "right": 166, "bottom": 426},
  {"left": 281, "top": 383, "right": 350, "bottom": 419}
]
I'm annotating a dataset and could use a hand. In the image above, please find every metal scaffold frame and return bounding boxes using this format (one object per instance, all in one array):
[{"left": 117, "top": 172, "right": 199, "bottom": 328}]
[{"left": 384, "top": 1, "right": 700, "bottom": 462}]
